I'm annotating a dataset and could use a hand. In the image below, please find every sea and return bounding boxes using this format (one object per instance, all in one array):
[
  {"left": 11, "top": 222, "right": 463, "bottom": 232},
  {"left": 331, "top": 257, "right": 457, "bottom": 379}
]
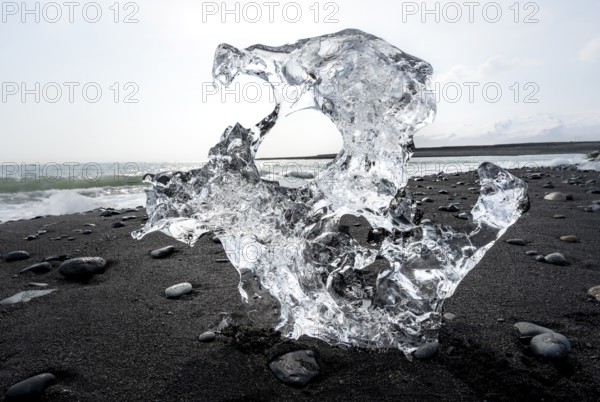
[{"left": 1, "top": 154, "right": 598, "bottom": 223}]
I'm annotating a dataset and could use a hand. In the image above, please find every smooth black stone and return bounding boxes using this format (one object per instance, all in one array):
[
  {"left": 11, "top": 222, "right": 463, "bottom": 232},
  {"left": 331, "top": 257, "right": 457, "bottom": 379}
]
[
  {"left": 59, "top": 257, "right": 107, "bottom": 279},
  {"left": 100, "top": 210, "right": 120, "bottom": 217},
  {"left": 20, "top": 262, "right": 53, "bottom": 275},
  {"left": 4, "top": 251, "right": 30, "bottom": 263},
  {"left": 25, "top": 235, "right": 38, "bottom": 241},
  {"left": 198, "top": 331, "right": 216, "bottom": 342},
  {"left": 121, "top": 216, "right": 137, "bottom": 221},
  {"left": 43, "top": 255, "right": 68, "bottom": 262},
  {"left": 438, "top": 205, "right": 459, "bottom": 212},
  {"left": 505, "top": 239, "right": 528, "bottom": 246},
  {"left": 82, "top": 230, "right": 93, "bottom": 235},
  {"left": 414, "top": 342, "right": 440, "bottom": 359},
  {"left": 150, "top": 246, "right": 176, "bottom": 259},
  {"left": 269, "top": 350, "right": 320, "bottom": 386},
  {"left": 111, "top": 222, "right": 125, "bottom": 228},
  {"left": 215, "top": 259, "right": 229, "bottom": 263},
  {"left": 5, "top": 373, "right": 56, "bottom": 401}
]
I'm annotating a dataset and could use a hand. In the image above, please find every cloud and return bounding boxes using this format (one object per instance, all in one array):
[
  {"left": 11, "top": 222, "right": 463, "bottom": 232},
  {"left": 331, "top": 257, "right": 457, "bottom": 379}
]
[
  {"left": 418, "top": 112, "right": 600, "bottom": 147},
  {"left": 578, "top": 37, "right": 600, "bottom": 63},
  {"left": 436, "top": 56, "right": 534, "bottom": 83}
]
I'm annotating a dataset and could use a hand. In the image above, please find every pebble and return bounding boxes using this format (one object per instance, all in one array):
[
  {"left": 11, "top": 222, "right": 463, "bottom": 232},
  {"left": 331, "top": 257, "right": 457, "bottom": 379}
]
[
  {"left": 544, "top": 252, "right": 568, "bottom": 266},
  {"left": 25, "top": 235, "right": 38, "bottom": 241},
  {"left": 215, "top": 259, "right": 229, "bottom": 263},
  {"left": 165, "top": 282, "right": 192, "bottom": 298},
  {"left": 421, "top": 197, "right": 434, "bottom": 203},
  {"left": 438, "top": 190, "right": 448, "bottom": 194},
  {"left": 456, "top": 213, "right": 469, "bottom": 220},
  {"left": 150, "top": 246, "right": 176, "bottom": 259},
  {"left": 59, "top": 257, "right": 107, "bottom": 280},
  {"left": 543, "top": 192, "right": 568, "bottom": 201},
  {"left": 212, "top": 236, "right": 221, "bottom": 244},
  {"left": 269, "top": 350, "right": 320, "bottom": 386},
  {"left": 514, "top": 322, "right": 554, "bottom": 339},
  {"left": 530, "top": 332, "right": 571, "bottom": 359},
  {"left": 20, "top": 262, "right": 53, "bottom": 275},
  {"left": 44, "top": 255, "right": 68, "bottom": 262},
  {"left": 4, "top": 373, "right": 57, "bottom": 401},
  {"left": 198, "top": 331, "right": 216, "bottom": 342},
  {"left": 26, "top": 283, "right": 49, "bottom": 288},
  {"left": 438, "top": 204, "right": 459, "bottom": 212},
  {"left": 111, "top": 222, "right": 125, "bottom": 228},
  {"left": 420, "top": 219, "right": 431, "bottom": 224},
  {"left": 525, "top": 250, "right": 539, "bottom": 256},
  {"left": 559, "top": 235, "right": 578, "bottom": 243},
  {"left": 100, "top": 210, "right": 120, "bottom": 217},
  {"left": 542, "top": 182, "right": 555, "bottom": 189},
  {"left": 443, "top": 313, "right": 456, "bottom": 321},
  {"left": 4, "top": 251, "right": 30, "bottom": 263},
  {"left": 534, "top": 255, "right": 545, "bottom": 262},
  {"left": 121, "top": 216, "right": 137, "bottom": 221},
  {"left": 587, "top": 285, "right": 600, "bottom": 302},
  {"left": 0, "top": 289, "right": 57, "bottom": 305},
  {"left": 82, "top": 230, "right": 93, "bottom": 235},
  {"left": 553, "top": 214, "right": 565, "bottom": 219},
  {"left": 413, "top": 342, "right": 440, "bottom": 360},
  {"left": 505, "top": 239, "right": 528, "bottom": 246}
]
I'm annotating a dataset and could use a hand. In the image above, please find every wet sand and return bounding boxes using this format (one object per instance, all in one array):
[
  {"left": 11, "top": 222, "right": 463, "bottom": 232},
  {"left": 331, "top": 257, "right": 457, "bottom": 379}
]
[{"left": 1, "top": 166, "right": 599, "bottom": 401}]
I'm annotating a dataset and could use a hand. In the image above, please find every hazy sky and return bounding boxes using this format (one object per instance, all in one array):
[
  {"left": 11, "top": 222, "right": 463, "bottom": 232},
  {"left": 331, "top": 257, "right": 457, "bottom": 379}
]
[{"left": 1, "top": 0, "right": 599, "bottom": 163}]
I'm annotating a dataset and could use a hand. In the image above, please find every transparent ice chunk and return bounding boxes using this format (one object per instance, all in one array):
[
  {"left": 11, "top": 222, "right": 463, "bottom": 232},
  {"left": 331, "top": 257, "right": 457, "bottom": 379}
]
[{"left": 133, "top": 29, "right": 529, "bottom": 356}]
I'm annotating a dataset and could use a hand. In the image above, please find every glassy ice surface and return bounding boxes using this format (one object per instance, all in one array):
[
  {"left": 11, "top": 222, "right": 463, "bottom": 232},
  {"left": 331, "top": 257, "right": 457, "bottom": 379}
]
[{"left": 133, "top": 29, "right": 529, "bottom": 356}]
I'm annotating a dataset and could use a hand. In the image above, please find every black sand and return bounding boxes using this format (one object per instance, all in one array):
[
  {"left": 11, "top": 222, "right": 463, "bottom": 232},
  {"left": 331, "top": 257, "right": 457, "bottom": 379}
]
[
  {"left": 257, "top": 141, "right": 600, "bottom": 160},
  {"left": 1, "top": 167, "right": 599, "bottom": 401}
]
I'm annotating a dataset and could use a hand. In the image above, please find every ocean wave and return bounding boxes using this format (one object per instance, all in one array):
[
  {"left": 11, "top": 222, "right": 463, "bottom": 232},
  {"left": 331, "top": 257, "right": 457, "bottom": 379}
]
[{"left": 0, "top": 175, "right": 145, "bottom": 194}]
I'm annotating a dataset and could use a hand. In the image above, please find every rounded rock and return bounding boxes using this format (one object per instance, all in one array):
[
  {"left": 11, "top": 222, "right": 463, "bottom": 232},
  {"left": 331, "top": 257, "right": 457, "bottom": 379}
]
[
  {"left": 20, "top": 262, "right": 53, "bottom": 275},
  {"left": 165, "top": 282, "right": 192, "bottom": 298},
  {"left": 5, "top": 373, "right": 57, "bottom": 401},
  {"left": 59, "top": 257, "right": 107, "bottom": 280},
  {"left": 544, "top": 252, "right": 568, "bottom": 266},
  {"left": 587, "top": 285, "right": 600, "bottom": 301},
  {"left": 543, "top": 192, "right": 567, "bottom": 201},
  {"left": 413, "top": 342, "right": 440, "bottom": 360},
  {"left": 4, "top": 251, "right": 30, "bottom": 263},
  {"left": 111, "top": 222, "right": 125, "bottom": 228},
  {"left": 150, "top": 246, "right": 176, "bottom": 259},
  {"left": 530, "top": 333, "right": 571, "bottom": 359},
  {"left": 198, "top": 331, "right": 216, "bottom": 342},
  {"left": 506, "top": 239, "right": 528, "bottom": 246},
  {"left": 514, "top": 322, "right": 554, "bottom": 339},
  {"left": 559, "top": 235, "right": 578, "bottom": 243}
]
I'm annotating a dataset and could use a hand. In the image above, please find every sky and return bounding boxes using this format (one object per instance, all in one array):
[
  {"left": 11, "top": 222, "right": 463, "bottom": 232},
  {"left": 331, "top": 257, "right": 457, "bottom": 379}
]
[{"left": 1, "top": 0, "right": 599, "bottom": 163}]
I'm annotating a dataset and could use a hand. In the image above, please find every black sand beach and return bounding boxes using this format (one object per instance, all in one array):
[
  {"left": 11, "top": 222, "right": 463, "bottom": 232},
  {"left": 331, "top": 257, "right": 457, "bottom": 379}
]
[
  {"left": 257, "top": 141, "right": 600, "bottom": 160},
  {"left": 1, "top": 166, "right": 599, "bottom": 401}
]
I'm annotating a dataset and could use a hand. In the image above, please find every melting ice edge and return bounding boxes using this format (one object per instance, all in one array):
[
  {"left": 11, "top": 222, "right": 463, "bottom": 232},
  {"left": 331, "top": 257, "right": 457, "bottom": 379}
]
[{"left": 133, "top": 29, "right": 529, "bottom": 357}]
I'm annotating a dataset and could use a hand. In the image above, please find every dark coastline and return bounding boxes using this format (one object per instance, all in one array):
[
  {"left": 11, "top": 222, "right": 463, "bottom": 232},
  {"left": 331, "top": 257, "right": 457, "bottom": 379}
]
[
  {"left": 1, "top": 166, "right": 599, "bottom": 401},
  {"left": 257, "top": 141, "right": 600, "bottom": 160}
]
